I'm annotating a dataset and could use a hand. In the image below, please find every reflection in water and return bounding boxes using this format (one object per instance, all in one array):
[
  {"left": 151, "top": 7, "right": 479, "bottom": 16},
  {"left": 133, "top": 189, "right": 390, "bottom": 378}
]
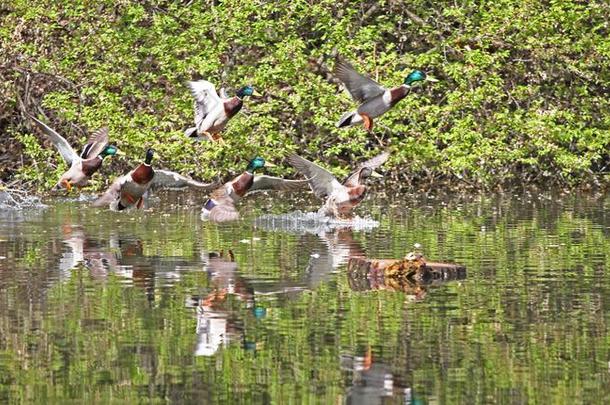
[
  {"left": 188, "top": 250, "right": 252, "bottom": 356},
  {"left": 306, "top": 228, "right": 366, "bottom": 287},
  {"left": 341, "top": 348, "right": 411, "bottom": 405},
  {"left": 58, "top": 224, "right": 142, "bottom": 281},
  {"left": 347, "top": 254, "right": 467, "bottom": 301},
  {"left": 0, "top": 195, "right": 609, "bottom": 403}
]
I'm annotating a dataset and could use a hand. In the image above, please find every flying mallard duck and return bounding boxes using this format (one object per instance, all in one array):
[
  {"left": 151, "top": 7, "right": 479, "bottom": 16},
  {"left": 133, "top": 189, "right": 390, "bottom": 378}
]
[
  {"left": 184, "top": 80, "right": 261, "bottom": 142},
  {"left": 287, "top": 151, "right": 390, "bottom": 219},
  {"left": 202, "top": 157, "right": 308, "bottom": 223},
  {"left": 334, "top": 58, "right": 437, "bottom": 132},
  {"left": 92, "top": 149, "right": 216, "bottom": 211},
  {"left": 29, "top": 115, "right": 118, "bottom": 192}
]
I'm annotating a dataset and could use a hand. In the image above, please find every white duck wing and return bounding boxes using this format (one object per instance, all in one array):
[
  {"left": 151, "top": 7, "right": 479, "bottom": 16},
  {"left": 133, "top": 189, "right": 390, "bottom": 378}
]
[
  {"left": 287, "top": 154, "right": 342, "bottom": 198},
  {"left": 334, "top": 58, "right": 386, "bottom": 103},
  {"left": 91, "top": 175, "right": 125, "bottom": 207},
  {"left": 80, "top": 127, "right": 109, "bottom": 159},
  {"left": 249, "top": 175, "right": 311, "bottom": 193},
  {"left": 30, "top": 116, "right": 79, "bottom": 166},
  {"left": 188, "top": 80, "right": 222, "bottom": 125},
  {"left": 219, "top": 87, "right": 229, "bottom": 99},
  {"left": 152, "top": 170, "right": 217, "bottom": 190}
]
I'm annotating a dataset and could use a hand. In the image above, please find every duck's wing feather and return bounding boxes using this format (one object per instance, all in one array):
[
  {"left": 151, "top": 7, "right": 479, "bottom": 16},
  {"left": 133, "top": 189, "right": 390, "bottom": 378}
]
[
  {"left": 29, "top": 116, "right": 79, "bottom": 166},
  {"left": 207, "top": 184, "right": 241, "bottom": 223},
  {"left": 188, "top": 80, "right": 222, "bottom": 125},
  {"left": 334, "top": 58, "right": 385, "bottom": 103},
  {"left": 359, "top": 150, "right": 390, "bottom": 169},
  {"left": 287, "top": 154, "right": 342, "bottom": 198},
  {"left": 91, "top": 176, "right": 126, "bottom": 207},
  {"left": 219, "top": 87, "right": 229, "bottom": 99},
  {"left": 249, "top": 175, "right": 311, "bottom": 193},
  {"left": 152, "top": 170, "right": 217, "bottom": 190},
  {"left": 209, "top": 203, "right": 240, "bottom": 223},
  {"left": 80, "top": 127, "right": 109, "bottom": 159},
  {"left": 344, "top": 151, "right": 390, "bottom": 186}
]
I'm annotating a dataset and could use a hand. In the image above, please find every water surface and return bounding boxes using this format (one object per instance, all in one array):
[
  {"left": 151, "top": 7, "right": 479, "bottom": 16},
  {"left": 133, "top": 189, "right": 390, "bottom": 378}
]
[{"left": 1, "top": 191, "right": 609, "bottom": 403}]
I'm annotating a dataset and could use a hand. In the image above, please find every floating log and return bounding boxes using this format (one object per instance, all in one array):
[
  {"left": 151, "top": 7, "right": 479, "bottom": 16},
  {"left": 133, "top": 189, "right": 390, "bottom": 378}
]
[{"left": 347, "top": 255, "right": 466, "bottom": 293}]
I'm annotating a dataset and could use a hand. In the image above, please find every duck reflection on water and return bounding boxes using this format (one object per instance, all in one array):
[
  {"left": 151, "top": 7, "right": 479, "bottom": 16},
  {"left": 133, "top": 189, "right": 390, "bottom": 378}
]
[
  {"left": 304, "top": 227, "right": 366, "bottom": 288},
  {"left": 187, "top": 229, "right": 366, "bottom": 357},
  {"left": 341, "top": 347, "right": 414, "bottom": 405},
  {"left": 58, "top": 224, "right": 141, "bottom": 281},
  {"left": 187, "top": 250, "right": 261, "bottom": 356},
  {"left": 57, "top": 223, "right": 209, "bottom": 303}
]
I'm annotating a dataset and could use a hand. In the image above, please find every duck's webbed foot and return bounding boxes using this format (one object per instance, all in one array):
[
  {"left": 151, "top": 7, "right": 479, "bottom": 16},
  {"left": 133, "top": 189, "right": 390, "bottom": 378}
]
[
  {"left": 62, "top": 179, "right": 73, "bottom": 192},
  {"left": 211, "top": 133, "right": 226, "bottom": 145},
  {"left": 361, "top": 114, "right": 374, "bottom": 133}
]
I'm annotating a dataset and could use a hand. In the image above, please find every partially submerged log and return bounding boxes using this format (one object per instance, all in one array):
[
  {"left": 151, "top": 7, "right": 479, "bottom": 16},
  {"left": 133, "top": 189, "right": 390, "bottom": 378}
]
[{"left": 347, "top": 255, "right": 466, "bottom": 293}]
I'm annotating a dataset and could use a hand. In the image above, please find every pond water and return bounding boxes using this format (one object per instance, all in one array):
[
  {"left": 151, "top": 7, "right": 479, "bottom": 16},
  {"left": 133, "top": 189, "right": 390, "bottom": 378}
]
[{"left": 1, "top": 191, "right": 609, "bottom": 403}]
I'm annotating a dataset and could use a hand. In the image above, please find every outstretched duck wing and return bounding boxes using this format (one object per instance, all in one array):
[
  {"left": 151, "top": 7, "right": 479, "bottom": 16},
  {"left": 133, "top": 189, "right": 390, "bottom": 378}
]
[
  {"left": 188, "top": 80, "right": 222, "bottom": 125},
  {"left": 80, "top": 127, "right": 109, "bottom": 159},
  {"left": 334, "top": 58, "right": 385, "bottom": 103},
  {"left": 91, "top": 176, "right": 125, "bottom": 207},
  {"left": 152, "top": 170, "right": 217, "bottom": 191},
  {"left": 287, "top": 154, "right": 342, "bottom": 198},
  {"left": 344, "top": 151, "right": 390, "bottom": 187},
  {"left": 360, "top": 150, "right": 390, "bottom": 169},
  {"left": 29, "top": 115, "right": 79, "bottom": 166},
  {"left": 249, "top": 175, "right": 310, "bottom": 193}
]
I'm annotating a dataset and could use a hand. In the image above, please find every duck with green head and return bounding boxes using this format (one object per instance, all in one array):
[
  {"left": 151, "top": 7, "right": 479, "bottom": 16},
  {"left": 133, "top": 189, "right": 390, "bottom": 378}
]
[
  {"left": 202, "top": 157, "right": 308, "bottom": 223},
  {"left": 334, "top": 57, "right": 438, "bottom": 132},
  {"left": 29, "top": 115, "right": 118, "bottom": 192},
  {"left": 184, "top": 80, "right": 261, "bottom": 143},
  {"left": 93, "top": 148, "right": 217, "bottom": 211}
]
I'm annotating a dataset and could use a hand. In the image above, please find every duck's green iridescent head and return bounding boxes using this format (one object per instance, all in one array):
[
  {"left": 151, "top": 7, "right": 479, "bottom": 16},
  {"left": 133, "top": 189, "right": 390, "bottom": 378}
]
[
  {"left": 246, "top": 157, "right": 266, "bottom": 173},
  {"left": 236, "top": 85, "right": 258, "bottom": 98},
  {"left": 100, "top": 145, "right": 118, "bottom": 158},
  {"left": 404, "top": 70, "right": 427, "bottom": 86}
]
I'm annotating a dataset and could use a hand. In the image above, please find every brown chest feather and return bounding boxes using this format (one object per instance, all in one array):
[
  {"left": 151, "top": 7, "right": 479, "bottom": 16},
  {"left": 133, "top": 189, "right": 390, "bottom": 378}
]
[
  {"left": 224, "top": 97, "right": 244, "bottom": 119},
  {"left": 347, "top": 185, "right": 366, "bottom": 203},
  {"left": 81, "top": 157, "right": 103, "bottom": 177},
  {"left": 131, "top": 164, "right": 154, "bottom": 184},
  {"left": 231, "top": 172, "right": 254, "bottom": 197},
  {"left": 389, "top": 86, "right": 409, "bottom": 107}
]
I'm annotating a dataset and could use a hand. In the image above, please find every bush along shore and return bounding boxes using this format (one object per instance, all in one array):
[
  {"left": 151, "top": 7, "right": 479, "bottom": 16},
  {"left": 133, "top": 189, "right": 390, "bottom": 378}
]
[{"left": 1, "top": 0, "right": 609, "bottom": 193}]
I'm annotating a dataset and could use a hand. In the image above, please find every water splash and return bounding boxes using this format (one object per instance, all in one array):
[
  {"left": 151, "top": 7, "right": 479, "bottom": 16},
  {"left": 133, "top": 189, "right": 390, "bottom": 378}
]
[
  {"left": 0, "top": 189, "right": 46, "bottom": 211},
  {"left": 254, "top": 210, "right": 379, "bottom": 234}
]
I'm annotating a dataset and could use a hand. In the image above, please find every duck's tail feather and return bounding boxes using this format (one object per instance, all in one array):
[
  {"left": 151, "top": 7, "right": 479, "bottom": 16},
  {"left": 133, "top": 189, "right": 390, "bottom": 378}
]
[
  {"left": 336, "top": 111, "right": 361, "bottom": 128},
  {"left": 184, "top": 127, "right": 198, "bottom": 138}
]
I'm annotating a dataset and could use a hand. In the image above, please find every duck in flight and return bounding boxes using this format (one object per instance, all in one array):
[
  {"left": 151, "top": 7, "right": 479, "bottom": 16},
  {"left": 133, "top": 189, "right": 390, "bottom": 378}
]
[
  {"left": 287, "top": 151, "right": 390, "bottom": 219},
  {"left": 184, "top": 80, "right": 260, "bottom": 143},
  {"left": 29, "top": 115, "right": 118, "bottom": 192},
  {"left": 92, "top": 149, "right": 216, "bottom": 211},
  {"left": 334, "top": 58, "right": 437, "bottom": 132},
  {"left": 202, "top": 157, "right": 309, "bottom": 223}
]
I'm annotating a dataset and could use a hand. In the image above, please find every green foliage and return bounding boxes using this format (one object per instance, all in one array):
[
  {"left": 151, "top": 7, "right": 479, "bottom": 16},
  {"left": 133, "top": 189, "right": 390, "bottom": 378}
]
[{"left": 1, "top": 0, "right": 609, "bottom": 190}]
